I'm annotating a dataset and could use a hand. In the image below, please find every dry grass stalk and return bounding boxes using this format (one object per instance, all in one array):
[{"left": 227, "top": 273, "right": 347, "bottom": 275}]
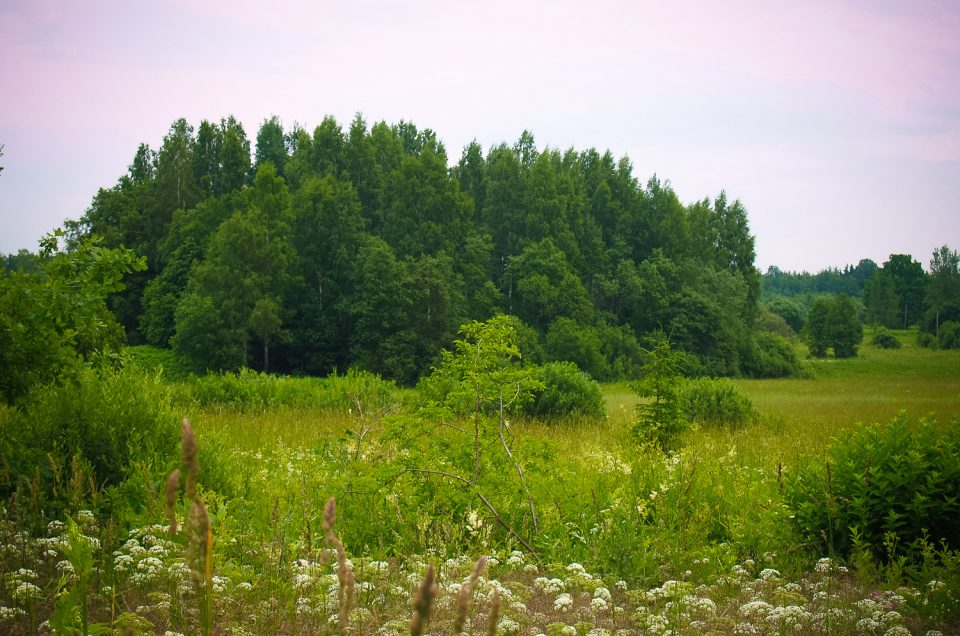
[
  {"left": 165, "top": 468, "right": 180, "bottom": 534},
  {"left": 323, "top": 497, "right": 353, "bottom": 634},
  {"left": 486, "top": 589, "right": 500, "bottom": 636},
  {"left": 410, "top": 563, "right": 436, "bottom": 636},
  {"left": 453, "top": 556, "right": 487, "bottom": 633},
  {"left": 187, "top": 498, "right": 211, "bottom": 588},
  {"left": 182, "top": 418, "right": 200, "bottom": 502}
]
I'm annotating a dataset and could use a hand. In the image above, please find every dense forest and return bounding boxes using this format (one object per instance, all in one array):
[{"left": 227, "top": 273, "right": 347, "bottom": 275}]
[
  {"left": 5, "top": 114, "right": 799, "bottom": 384},
  {"left": 5, "top": 115, "right": 958, "bottom": 383}
]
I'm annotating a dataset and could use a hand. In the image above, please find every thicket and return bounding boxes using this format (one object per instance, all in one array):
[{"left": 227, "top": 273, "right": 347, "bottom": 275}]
[
  {"left": 525, "top": 361, "right": 606, "bottom": 418},
  {"left": 785, "top": 414, "right": 960, "bottom": 563},
  {"left": 870, "top": 328, "right": 902, "bottom": 349},
  {"left": 678, "top": 377, "right": 754, "bottom": 428}
]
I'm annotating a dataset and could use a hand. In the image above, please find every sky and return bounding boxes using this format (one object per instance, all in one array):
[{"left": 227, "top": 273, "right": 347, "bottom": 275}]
[{"left": 1, "top": 0, "right": 958, "bottom": 272}]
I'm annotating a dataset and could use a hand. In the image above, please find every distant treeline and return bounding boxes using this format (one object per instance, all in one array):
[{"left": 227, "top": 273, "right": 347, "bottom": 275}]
[
  {"left": 762, "top": 247, "right": 959, "bottom": 341},
  {"left": 0, "top": 115, "right": 809, "bottom": 381}
]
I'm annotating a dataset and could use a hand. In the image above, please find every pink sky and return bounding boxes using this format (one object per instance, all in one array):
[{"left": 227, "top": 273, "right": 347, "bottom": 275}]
[{"left": 1, "top": 0, "right": 958, "bottom": 271}]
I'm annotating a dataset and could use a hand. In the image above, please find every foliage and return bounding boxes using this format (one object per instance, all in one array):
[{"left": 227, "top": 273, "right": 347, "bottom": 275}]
[
  {"left": 741, "top": 332, "right": 803, "bottom": 378},
  {"left": 764, "top": 295, "right": 806, "bottom": 332},
  {"left": 921, "top": 244, "right": 960, "bottom": 341},
  {"left": 802, "top": 294, "right": 862, "bottom": 358},
  {"left": 632, "top": 332, "right": 687, "bottom": 447},
  {"left": 65, "top": 115, "right": 772, "bottom": 383},
  {"left": 0, "top": 232, "right": 145, "bottom": 403},
  {"left": 939, "top": 321, "right": 960, "bottom": 350},
  {"left": 678, "top": 377, "right": 754, "bottom": 427},
  {"left": 762, "top": 259, "right": 877, "bottom": 298},
  {"left": 2, "top": 364, "right": 178, "bottom": 510},
  {"left": 882, "top": 253, "right": 928, "bottom": 327},
  {"left": 785, "top": 414, "right": 960, "bottom": 562},
  {"left": 524, "top": 361, "right": 605, "bottom": 418},
  {"left": 864, "top": 269, "right": 901, "bottom": 328},
  {"left": 175, "top": 367, "right": 395, "bottom": 412},
  {"left": 870, "top": 328, "right": 902, "bottom": 349}
]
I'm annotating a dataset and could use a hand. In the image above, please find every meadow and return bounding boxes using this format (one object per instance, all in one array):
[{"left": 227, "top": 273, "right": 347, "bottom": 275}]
[{"left": 1, "top": 329, "right": 958, "bottom": 635}]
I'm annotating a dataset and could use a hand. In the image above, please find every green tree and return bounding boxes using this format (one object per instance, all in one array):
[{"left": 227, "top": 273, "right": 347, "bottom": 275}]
[
  {"left": 0, "top": 232, "right": 145, "bottom": 403},
  {"left": 414, "top": 315, "right": 543, "bottom": 550},
  {"left": 765, "top": 295, "right": 806, "bottom": 332},
  {"left": 883, "top": 254, "right": 927, "bottom": 327},
  {"left": 290, "top": 174, "right": 365, "bottom": 374},
  {"left": 543, "top": 317, "right": 608, "bottom": 380},
  {"left": 506, "top": 238, "right": 592, "bottom": 331},
  {"left": 863, "top": 269, "right": 901, "bottom": 328},
  {"left": 172, "top": 174, "right": 292, "bottom": 372},
  {"left": 804, "top": 298, "right": 831, "bottom": 358},
  {"left": 254, "top": 115, "right": 288, "bottom": 176},
  {"left": 632, "top": 332, "right": 686, "bottom": 447},
  {"left": 924, "top": 245, "right": 960, "bottom": 336},
  {"left": 827, "top": 294, "right": 863, "bottom": 358},
  {"left": 344, "top": 235, "right": 415, "bottom": 382}
]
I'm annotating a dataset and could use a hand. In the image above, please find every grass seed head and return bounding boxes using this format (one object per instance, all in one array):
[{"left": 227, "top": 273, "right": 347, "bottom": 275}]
[
  {"left": 454, "top": 556, "right": 487, "bottom": 633},
  {"left": 486, "top": 589, "right": 500, "bottom": 636},
  {"left": 410, "top": 563, "right": 436, "bottom": 636},
  {"left": 165, "top": 468, "right": 180, "bottom": 534}
]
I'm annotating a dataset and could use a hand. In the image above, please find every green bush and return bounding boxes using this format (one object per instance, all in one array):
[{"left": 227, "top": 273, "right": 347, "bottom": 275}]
[
  {"left": 871, "top": 328, "right": 902, "bottom": 349},
  {"left": 678, "top": 377, "right": 754, "bottom": 427},
  {"left": 525, "top": 361, "right": 605, "bottom": 418},
  {"left": 917, "top": 331, "right": 936, "bottom": 348},
  {"left": 125, "top": 345, "right": 191, "bottom": 379},
  {"left": 938, "top": 321, "right": 960, "bottom": 350},
  {"left": 176, "top": 368, "right": 395, "bottom": 411},
  {"left": 3, "top": 364, "right": 179, "bottom": 502},
  {"left": 784, "top": 414, "right": 960, "bottom": 561},
  {"left": 742, "top": 332, "right": 802, "bottom": 378}
]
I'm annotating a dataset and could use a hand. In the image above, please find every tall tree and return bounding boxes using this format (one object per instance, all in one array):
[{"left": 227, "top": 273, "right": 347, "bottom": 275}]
[
  {"left": 883, "top": 254, "right": 927, "bottom": 327},
  {"left": 254, "top": 115, "right": 288, "bottom": 176},
  {"left": 863, "top": 269, "right": 901, "bottom": 328},
  {"left": 924, "top": 244, "right": 960, "bottom": 334}
]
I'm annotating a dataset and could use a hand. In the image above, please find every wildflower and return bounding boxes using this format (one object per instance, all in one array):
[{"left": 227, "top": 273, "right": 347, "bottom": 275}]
[
  {"left": 883, "top": 627, "right": 910, "bottom": 636},
  {"left": 759, "top": 568, "right": 781, "bottom": 581},
  {"left": 0, "top": 606, "right": 26, "bottom": 620},
  {"left": 507, "top": 550, "right": 525, "bottom": 566},
  {"left": 592, "top": 596, "right": 609, "bottom": 611},
  {"left": 554, "top": 593, "right": 574, "bottom": 611},
  {"left": 498, "top": 617, "right": 521, "bottom": 634}
]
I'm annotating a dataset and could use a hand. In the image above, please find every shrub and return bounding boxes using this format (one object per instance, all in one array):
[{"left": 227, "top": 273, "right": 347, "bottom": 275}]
[
  {"left": 525, "top": 361, "right": 605, "bottom": 418},
  {"left": 176, "top": 368, "right": 395, "bottom": 412},
  {"left": 939, "top": 321, "right": 960, "bottom": 350},
  {"left": 784, "top": 414, "right": 960, "bottom": 562},
  {"left": 870, "top": 328, "right": 902, "bottom": 349},
  {"left": 917, "top": 331, "right": 936, "bottom": 348},
  {"left": 3, "top": 365, "right": 179, "bottom": 506},
  {"left": 678, "top": 377, "right": 754, "bottom": 427},
  {"left": 742, "top": 332, "right": 802, "bottom": 378}
]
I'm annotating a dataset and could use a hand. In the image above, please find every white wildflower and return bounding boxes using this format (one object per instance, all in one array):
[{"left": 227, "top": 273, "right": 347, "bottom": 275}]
[{"left": 554, "top": 593, "right": 574, "bottom": 611}]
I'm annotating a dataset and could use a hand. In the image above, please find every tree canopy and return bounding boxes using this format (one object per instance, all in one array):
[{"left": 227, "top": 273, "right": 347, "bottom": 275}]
[{"left": 25, "top": 113, "right": 857, "bottom": 382}]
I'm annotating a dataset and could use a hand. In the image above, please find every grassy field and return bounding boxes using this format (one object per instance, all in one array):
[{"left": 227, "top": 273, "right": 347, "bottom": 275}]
[{"left": 2, "top": 331, "right": 958, "bottom": 634}]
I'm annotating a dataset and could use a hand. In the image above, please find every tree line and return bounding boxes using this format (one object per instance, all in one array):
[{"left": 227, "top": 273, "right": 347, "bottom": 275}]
[
  {"left": 762, "top": 247, "right": 960, "bottom": 351},
  {"left": 10, "top": 115, "right": 803, "bottom": 382}
]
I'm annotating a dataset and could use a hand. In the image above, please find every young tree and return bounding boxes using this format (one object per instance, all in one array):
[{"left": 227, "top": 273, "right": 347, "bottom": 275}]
[
  {"left": 803, "top": 298, "right": 831, "bottom": 358},
  {"left": 828, "top": 294, "right": 863, "bottom": 358},
  {"left": 411, "top": 315, "right": 543, "bottom": 550},
  {"left": 632, "top": 331, "right": 686, "bottom": 447}
]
